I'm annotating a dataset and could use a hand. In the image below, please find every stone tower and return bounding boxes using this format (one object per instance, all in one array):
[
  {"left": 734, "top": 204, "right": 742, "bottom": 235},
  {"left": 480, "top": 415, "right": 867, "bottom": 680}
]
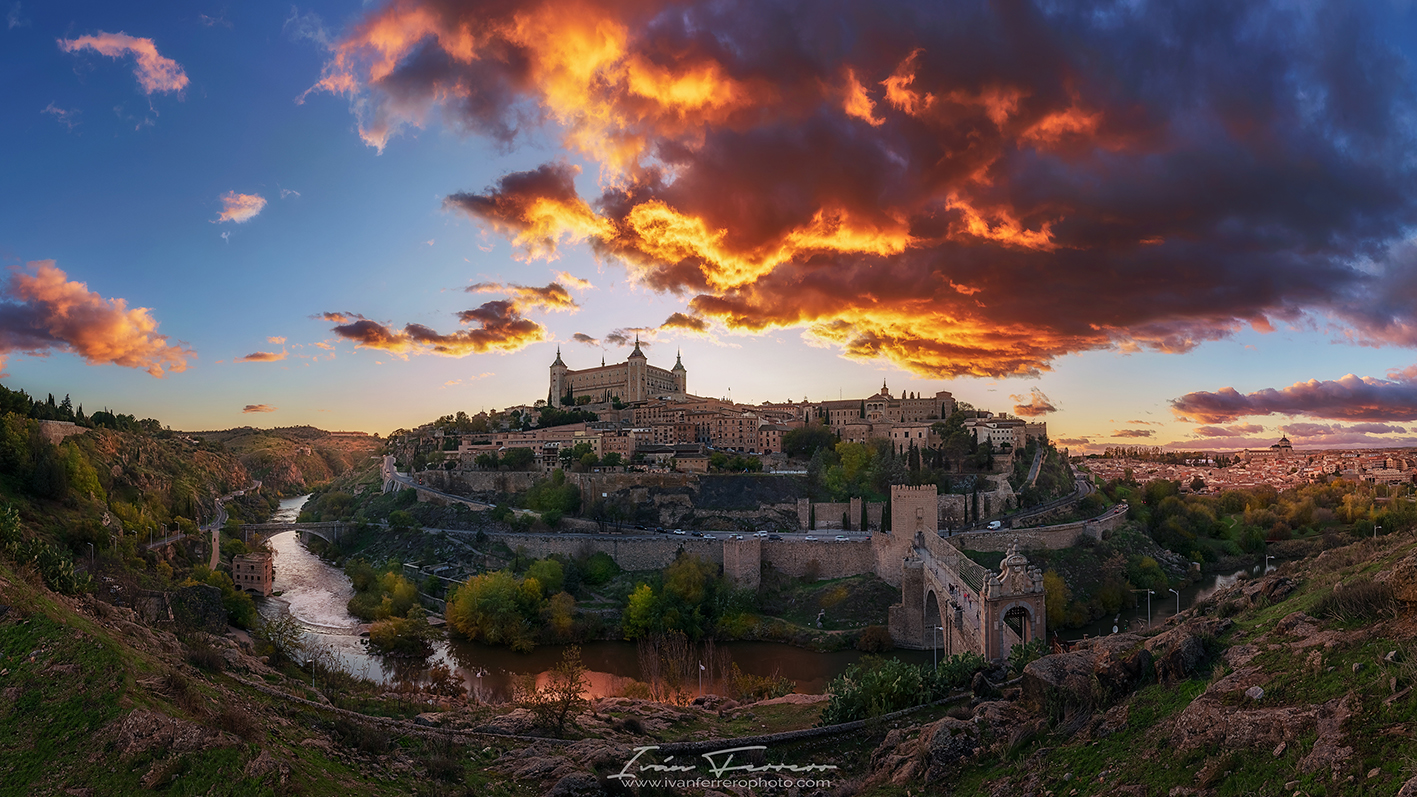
[
  {"left": 672, "top": 349, "right": 687, "bottom": 395},
  {"left": 549, "top": 347, "right": 568, "bottom": 407},
  {"left": 627, "top": 336, "right": 648, "bottom": 402}
]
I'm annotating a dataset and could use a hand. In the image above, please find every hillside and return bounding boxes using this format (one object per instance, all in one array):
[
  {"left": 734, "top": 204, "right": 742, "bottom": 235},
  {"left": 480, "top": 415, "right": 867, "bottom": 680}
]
[
  {"left": 188, "top": 427, "right": 383, "bottom": 497},
  {"left": 7, "top": 516, "right": 1417, "bottom": 794}
]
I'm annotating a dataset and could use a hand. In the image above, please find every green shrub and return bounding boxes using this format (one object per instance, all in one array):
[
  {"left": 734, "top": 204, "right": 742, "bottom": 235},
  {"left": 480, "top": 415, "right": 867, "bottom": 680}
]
[
  {"left": 819, "top": 653, "right": 984, "bottom": 724},
  {"left": 1311, "top": 579, "right": 1396, "bottom": 623}
]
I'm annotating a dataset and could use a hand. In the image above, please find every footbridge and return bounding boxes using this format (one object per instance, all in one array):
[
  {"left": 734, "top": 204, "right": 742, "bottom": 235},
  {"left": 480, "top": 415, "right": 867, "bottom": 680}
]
[
  {"left": 885, "top": 486, "right": 1047, "bottom": 662},
  {"left": 239, "top": 521, "right": 350, "bottom": 545}
]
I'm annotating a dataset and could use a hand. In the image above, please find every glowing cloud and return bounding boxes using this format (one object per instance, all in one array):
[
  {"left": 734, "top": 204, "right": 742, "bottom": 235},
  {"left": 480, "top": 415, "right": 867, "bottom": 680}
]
[
  {"left": 242, "top": 404, "right": 277, "bottom": 413},
  {"left": 236, "top": 351, "right": 286, "bottom": 363},
  {"left": 58, "top": 31, "right": 189, "bottom": 94},
  {"left": 215, "top": 191, "right": 267, "bottom": 224},
  {"left": 1010, "top": 388, "right": 1057, "bottom": 417},
  {"left": 465, "top": 281, "right": 577, "bottom": 312},
  {"left": 312, "top": 0, "right": 1417, "bottom": 378},
  {"left": 1111, "top": 429, "right": 1154, "bottom": 439},
  {"left": 660, "top": 312, "right": 710, "bottom": 333},
  {"left": 325, "top": 303, "right": 547, "bottom": 356},
  {"left": 0, "top": 260, "right": 190, "bottom": 377}
]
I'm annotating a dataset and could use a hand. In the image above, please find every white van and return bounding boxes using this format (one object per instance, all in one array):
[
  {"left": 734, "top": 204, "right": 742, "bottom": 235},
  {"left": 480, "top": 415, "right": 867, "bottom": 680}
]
[{"left": 987, "top": 520, "right": 1002, "bottom": 530}]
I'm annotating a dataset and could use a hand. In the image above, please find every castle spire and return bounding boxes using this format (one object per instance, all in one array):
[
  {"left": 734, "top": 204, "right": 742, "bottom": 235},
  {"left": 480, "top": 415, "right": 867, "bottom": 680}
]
[{"left": 552, "top": 346, "right": 565, "bottom": 367}]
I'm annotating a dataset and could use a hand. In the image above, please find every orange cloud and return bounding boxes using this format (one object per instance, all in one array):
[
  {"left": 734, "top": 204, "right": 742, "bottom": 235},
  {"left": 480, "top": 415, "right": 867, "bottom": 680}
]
[
  {"left": 215, "top": 191, "right": 267, "bottom": 224},
  {"left": 0, "top": 260, "right": 190, "bottom": 377},
  {"left": 242, "top": 404, "right": 277, "bottom": 413},
  {"left": 58, "top": 31, "right": 188, "bottom": 94},
  {"left": 325, "top": 301, "right": 547, "bottom": 356},
  {"left": 557, "top": 271, "right": 594, "bottom": 290},
  {"left": 1172, "top": 372, "right": 1417, "bottom": 424},
  {"left": 315, "top": 0, "right": 1417, "bottom": 379},
  {"left": 660, "top": 312, "right": 709, "bottom": 333},
  {"left": 267, "top": 336, "right": 286, "bottom": 344},
  {"left": 236, "top": 351, "right": 286, "bottom": 363},
  {"left": 466, "top": 282, "right": 577, "bottom": 312},
  {"left": 1010, "top": 387, "right": 1057, "bottom": 417}
]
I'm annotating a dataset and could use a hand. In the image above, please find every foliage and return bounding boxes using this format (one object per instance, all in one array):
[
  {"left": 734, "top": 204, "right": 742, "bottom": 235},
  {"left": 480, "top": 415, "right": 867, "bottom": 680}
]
[
  {"left": 819, "top": 653, "right": 985, "bottom": 724},
  {"left": 514, "top": 645, "right": 589, "bottom": 736},
  {"left": 1008, "top": 638, "right": 1047, "bottom": 677},
  {"left": 855, "top": 624, "right": 895, "bottom": 652},
  {"left": 190, "top": 566, "right": 257, "bottom": 628},
  {"left": 0, "top": 502, "right": 89, "bottom": 594},
  {"left": 1043, "top": 569, "right": 1070, "bottom": 627},
  {"left": 709, "top": 452, "right": 763, "bottom": 472},
  {"left": 782, "top": 422, "right": 838, "bottom": 458},
  {"left": 523, "top": 469, "right": 581, "bottom": 515},
  {"left": 368, "top": 606, "right": 440, "bottom": 655},
  {"left": 344, "top": 560, "right": 420, "bottom": 621},
  {"left": 253, "top": 612, "right": 307, "bottom": 666},
  {"left": 525, "top": 557, "right": 565, "bottom": 595},
  {"left": 581, "top": 551, "right": 619, "bottom": 585},
  {"left": 445, "top": 569, "right": 544, "bottom": 651},
  {"left": 725, "top": 662, "right": 796, "bottom": 701},
  {"left": 1310, "top": 579, "right": 1396, "bottom": 623}
]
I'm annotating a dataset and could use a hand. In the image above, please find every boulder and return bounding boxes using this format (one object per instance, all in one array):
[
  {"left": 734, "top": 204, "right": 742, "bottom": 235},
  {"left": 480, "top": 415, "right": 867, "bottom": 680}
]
[{"left": 1145, "top": 617, "right": 1230, "bottom": 681}]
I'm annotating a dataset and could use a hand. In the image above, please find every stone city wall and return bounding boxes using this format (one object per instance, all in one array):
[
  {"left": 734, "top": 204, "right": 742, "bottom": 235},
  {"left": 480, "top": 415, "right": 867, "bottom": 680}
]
[
  {"left": 478, "top": 530, "right": 724, "bottom": 571},
  {"left": 38, "top": 420, "right": 88, "bottom": 446},
  {"left": 761, "top": 539, "right": 875, "bottom": 580},
  {"left": 946, "top": 504, "right": 1129, "bottom": 552}
]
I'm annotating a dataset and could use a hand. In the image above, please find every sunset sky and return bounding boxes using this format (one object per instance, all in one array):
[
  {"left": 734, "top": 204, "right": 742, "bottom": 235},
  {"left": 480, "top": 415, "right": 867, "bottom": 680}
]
[{"left": 7, "top": 1, "right": 1417, "bottom": 450}]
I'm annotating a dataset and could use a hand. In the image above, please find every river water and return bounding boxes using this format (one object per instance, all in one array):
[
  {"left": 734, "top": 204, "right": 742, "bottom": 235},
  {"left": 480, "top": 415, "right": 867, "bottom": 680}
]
[{"left": 258, "top": 495, "right": 932, "bottom": 699}]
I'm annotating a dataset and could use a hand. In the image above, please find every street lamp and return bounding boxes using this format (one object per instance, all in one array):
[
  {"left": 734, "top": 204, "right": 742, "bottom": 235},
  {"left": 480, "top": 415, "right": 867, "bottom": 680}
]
[
  {"left": 1169, "top": 588, "right": 1180, "bottom": 618},
  {"left": 934, "top": 626, "right": 943, "bottom": 670},
  {"left": 87, "top": 542, "right": 94, "bottom": 572},
  {"left": 1264, "top": 553, "right": 1274, "bottom": 573},
  {"left": 1132, "top": 589, "right": 1154, "bottom": 629},
  {"left": 1375, "top": 524, "right": 1382, "bottom": 540}
]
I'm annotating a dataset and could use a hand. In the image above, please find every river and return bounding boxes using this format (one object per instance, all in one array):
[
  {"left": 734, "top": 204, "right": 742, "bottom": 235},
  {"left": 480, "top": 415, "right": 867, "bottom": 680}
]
[{"left": 258, "top": 494, "right": 933, "bottom": 699}]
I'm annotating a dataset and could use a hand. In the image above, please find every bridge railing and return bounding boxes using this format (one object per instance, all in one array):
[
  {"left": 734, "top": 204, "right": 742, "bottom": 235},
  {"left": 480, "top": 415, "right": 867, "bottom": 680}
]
[{"left": 953, "top": 554, "right": 989, "bottom": 595}]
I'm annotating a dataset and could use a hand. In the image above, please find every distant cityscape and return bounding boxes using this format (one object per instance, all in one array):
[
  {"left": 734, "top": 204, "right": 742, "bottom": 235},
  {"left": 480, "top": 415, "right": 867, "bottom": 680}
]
[{"left": 1084, "top": 435, "right": 1417, "bottom": 492}]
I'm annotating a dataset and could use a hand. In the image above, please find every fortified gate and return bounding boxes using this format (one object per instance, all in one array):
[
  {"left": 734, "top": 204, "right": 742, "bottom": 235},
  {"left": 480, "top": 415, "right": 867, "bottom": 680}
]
[{"left": 884, "top": 486, "right": 1046, "bottom": 661}]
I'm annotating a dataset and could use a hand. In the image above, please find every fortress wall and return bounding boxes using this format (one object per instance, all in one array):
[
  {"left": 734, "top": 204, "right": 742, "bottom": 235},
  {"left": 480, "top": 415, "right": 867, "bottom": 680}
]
[
  {"left": 477, "top": 531, "right": 723, "bottom": 571},
  {"left": 760, "top": 539, "right": 875, "bottom": 579}
]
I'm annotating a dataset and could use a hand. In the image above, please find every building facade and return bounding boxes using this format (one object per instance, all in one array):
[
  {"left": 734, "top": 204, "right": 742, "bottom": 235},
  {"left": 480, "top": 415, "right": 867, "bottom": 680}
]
[{"left": 550, "top": 340, "right": 686, "bottom": 406}]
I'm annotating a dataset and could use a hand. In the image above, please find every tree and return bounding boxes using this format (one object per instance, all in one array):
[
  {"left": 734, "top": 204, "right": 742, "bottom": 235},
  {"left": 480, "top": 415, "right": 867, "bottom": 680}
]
[
  {"left": 516, "top": 645, "right": 589, "bottom": 737},
  {"left": 622, "top": 583, "right": 658, "bottom": 639}
]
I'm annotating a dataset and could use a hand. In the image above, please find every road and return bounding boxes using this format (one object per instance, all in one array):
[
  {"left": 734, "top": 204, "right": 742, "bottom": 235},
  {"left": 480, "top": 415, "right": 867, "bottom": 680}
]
[{"left": 388, "top": 471, "right": 495, "bottom": 510}]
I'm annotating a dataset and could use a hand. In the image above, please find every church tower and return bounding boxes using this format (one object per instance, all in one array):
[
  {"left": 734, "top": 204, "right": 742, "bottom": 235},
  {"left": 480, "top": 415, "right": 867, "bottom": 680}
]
[
  {"left": 549, "top": 347, "right": 568, "bottom": 407},
  {"left": 672, "top": 349, "right": 687, "bottom": 395},
  {"left": 627, "top": 336, "right": 648, "bottom": 402}
]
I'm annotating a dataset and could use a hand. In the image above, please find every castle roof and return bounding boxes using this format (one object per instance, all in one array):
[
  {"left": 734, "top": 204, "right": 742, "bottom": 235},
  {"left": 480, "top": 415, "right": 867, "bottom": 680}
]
[
  {"left": 552, "top": 346, "right": 565, "bottom": 367},
  {"left": 629, "top": 336, "right": 647, "bottom": 359}
]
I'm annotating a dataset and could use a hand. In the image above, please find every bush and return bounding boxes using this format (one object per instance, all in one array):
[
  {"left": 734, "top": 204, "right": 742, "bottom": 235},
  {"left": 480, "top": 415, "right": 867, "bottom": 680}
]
[
  {"left": 855, "top": 625, "right": 894, "bottom": 652},
  {"left": 819, "top": 654, "right": 984, "bottom": 725},
  {"left": 1311, "top": 579, "right": 1396, "bottom": 623}
]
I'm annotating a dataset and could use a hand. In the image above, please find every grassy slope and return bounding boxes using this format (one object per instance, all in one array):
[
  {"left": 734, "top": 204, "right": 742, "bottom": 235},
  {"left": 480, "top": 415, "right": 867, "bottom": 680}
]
[{"left": 944, "top": 534, "right": 1417, "bottom": 797}]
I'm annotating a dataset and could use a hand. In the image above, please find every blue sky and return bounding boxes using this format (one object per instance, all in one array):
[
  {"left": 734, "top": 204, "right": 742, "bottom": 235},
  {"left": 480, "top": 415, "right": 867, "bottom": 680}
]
[{"left": 5, "top": 0, "right": 1417, "bottom": 451}]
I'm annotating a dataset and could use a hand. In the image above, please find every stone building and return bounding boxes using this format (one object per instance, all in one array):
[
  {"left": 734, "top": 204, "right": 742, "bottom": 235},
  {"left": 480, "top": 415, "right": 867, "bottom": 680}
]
[
  {"left": 232, "top": 551, "right": 274, "bottom": 597},
  {"left": 549, "top": 339, "right": 686, "bottom": 406}
]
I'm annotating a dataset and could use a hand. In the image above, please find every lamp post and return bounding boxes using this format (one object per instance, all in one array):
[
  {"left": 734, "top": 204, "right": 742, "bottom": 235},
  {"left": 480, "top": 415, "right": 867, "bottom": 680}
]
[
  {"left": 1375, "top": 524, "right": 1382, "bottom": 540},
  {"left": 1264, "top": 553, "right": 1274, "bottom": 573},
  {"left": 1169, "top": 588, "right": 1180, "bottom": 618},
  {"left": 934, "top": 626, "right": 943, "bottom": 670},
  {"left": 1132, "top": 589, "right": 1154, "bottom": 629},
  {"left": 87, "top": 542, "right": 94, "bottom": 572}
]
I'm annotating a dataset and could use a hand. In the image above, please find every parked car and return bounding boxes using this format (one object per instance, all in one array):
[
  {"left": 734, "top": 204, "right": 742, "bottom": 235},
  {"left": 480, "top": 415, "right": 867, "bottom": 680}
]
[{"left": 834, "top": 535, "right": 849, "bottom": 541}]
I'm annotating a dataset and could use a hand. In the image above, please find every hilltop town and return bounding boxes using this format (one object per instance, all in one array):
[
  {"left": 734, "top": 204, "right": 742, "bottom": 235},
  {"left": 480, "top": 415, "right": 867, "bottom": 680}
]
[{"left": 392, "top": 344, "right": 1046, "bottom": 475}]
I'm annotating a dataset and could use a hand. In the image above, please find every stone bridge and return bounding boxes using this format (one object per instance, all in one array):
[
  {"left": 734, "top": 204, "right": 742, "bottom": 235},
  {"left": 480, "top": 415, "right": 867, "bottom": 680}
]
[
  {"left": 240, "top": 521, "right": 349, "bottom": 545},
  {"left": 885, "top": 486, "right": 1046, "bottom": 662}
]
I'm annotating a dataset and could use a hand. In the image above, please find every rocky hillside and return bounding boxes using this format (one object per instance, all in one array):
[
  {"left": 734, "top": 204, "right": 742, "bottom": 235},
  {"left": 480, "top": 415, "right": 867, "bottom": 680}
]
[{"left": 188, "top": 427, "right": 383, "bottom": 496}]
